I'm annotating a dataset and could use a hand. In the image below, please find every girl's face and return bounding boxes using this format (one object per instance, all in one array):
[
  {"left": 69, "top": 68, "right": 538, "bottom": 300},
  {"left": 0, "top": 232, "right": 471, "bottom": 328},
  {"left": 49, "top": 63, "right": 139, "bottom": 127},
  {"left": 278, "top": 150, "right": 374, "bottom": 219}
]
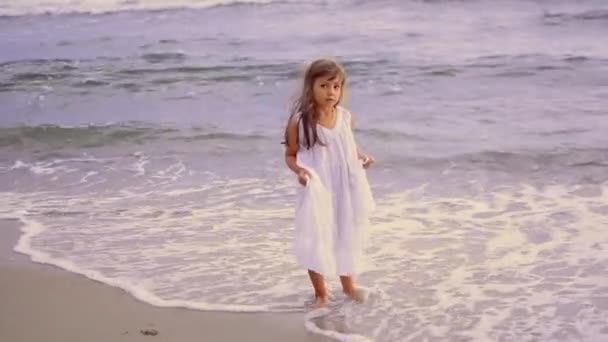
[{"left": 312, "top": 74, "right": 342, "bottom": 109}]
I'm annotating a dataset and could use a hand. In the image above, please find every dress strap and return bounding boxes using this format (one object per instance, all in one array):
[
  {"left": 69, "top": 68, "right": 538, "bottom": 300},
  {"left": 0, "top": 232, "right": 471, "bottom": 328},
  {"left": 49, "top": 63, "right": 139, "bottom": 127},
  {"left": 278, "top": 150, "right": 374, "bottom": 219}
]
[{"left": 338, "top": 106, "right": 352, "bottom": 129}]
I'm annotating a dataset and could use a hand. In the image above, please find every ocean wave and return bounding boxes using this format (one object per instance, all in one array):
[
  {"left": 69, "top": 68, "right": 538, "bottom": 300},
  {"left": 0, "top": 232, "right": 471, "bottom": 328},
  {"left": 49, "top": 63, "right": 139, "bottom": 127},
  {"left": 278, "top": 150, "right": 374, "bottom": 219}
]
[
  {"left": 0, "top": 124, "right": 271, "bottom": 149},
  {"left": 0, "top": 58, "right": 303, "bottom": 92},
  {"left": 564, "top": 56, "right": 590, "bottom": 63},
  {"left": 442, "top": 148, "right": 608, "bottom": 174},
  {"left": 356, "top": 128, "right": 428, "bottom": 141},
  {"left": 169, "top": 132, "right": 268, "bottom": 142},
  {"left": 141, "top": 52, "right": 188, "bottom": 64},
  {"left": 462, "top": 54, "right": 604, "bottom": 79},
  {"left": 0, "top": 0, "right": 294, "bottom": 17},
  {"left": 375, "top": 147, "right": 608, "bottom": 179},
  {"left": 1, "top": 58, "right": 401, "bottom": 92},
  {"left": 0, "top": 58, "right": 75, "bottom": 68},
  {"left": 2, "top": 54, "right": 604, "bottom": 93},
  {"left": 543, "top": 9, "right": 608, "bottom": 24}
]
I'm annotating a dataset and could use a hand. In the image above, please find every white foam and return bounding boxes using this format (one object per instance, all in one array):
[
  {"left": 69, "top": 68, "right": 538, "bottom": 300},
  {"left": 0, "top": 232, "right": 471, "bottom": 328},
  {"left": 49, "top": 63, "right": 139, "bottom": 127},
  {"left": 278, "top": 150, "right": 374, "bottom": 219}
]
[
  {"left": 10, "top": 159, "right": 78, "bottom": 176},
  {"left": 150, "top": 159, "right": 185, "bottom": 181},
  {"left": 3, "top": 210, "right": 284, "bottom": 313},
  {"left": 304, "top": 308, "right": 374, "bottom": 342},
  {"left": 0, "top": 0, "right": 292, "bottom": 16},
  {"left": 130, "top": 153, "right": 149, "bottom": 176},
  {"left": 10, "top": 160, "right": 28, "bottom": 170},
  {"left": 79, "top": 171, "right": 98, "bottom": 183}
]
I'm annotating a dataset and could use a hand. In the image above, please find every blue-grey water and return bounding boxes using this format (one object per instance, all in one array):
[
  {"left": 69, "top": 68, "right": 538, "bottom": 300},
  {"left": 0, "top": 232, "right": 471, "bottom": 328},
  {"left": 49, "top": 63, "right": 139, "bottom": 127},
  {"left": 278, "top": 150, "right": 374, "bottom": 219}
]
[{"left": 1, "top": 1, "right": 607, "bottom": 341}]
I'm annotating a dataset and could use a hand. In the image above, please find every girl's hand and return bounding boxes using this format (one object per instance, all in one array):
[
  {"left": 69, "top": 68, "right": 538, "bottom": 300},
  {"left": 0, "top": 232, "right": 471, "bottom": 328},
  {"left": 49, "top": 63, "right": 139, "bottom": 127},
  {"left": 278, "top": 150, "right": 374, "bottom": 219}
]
[
  {"left": 297, "top": 168, "right": 311, "bottom": 186},
  {"left": 360, "top": 154, "right": 375, "bottom": 169}
]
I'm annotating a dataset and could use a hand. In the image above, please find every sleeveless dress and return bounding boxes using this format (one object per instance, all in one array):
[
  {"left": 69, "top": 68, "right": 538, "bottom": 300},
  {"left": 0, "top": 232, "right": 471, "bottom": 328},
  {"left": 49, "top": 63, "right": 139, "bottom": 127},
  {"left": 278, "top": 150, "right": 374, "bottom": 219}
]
[{"left": 294, "top": 106, "right": 375, "bottom": 276}]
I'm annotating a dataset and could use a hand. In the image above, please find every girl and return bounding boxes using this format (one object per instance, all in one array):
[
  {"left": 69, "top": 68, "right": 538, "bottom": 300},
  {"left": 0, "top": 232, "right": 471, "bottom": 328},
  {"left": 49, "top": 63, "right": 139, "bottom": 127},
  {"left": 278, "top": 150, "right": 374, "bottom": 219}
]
[{"left": 283, "top": 58, "right": 375, "bottom": 308}]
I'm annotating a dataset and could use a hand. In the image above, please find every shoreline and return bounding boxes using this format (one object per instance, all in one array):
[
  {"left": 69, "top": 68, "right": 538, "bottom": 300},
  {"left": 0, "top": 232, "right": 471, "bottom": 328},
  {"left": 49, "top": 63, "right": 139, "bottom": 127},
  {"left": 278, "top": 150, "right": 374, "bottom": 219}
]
[{"left": 0, "top": 218, "right": 328, "bottom": 342}]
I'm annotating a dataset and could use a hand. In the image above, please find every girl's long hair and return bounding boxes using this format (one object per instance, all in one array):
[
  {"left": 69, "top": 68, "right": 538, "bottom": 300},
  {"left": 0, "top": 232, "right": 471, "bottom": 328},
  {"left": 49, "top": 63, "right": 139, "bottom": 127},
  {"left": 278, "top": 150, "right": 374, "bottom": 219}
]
[{"left": 283, "top": 59, "right": 346, "bottom": 149}]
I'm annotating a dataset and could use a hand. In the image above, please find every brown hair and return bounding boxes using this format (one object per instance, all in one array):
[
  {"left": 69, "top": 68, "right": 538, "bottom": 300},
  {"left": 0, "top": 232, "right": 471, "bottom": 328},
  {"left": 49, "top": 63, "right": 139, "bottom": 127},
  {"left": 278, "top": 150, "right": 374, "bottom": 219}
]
[{"left": 283, "top": 58, "right": 346, "bottom": 149}]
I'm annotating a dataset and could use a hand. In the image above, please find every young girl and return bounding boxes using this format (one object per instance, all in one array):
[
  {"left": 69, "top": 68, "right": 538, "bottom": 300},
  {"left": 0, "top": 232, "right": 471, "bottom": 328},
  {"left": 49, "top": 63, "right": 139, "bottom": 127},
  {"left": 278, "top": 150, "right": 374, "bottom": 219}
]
[{"left": 284, "top": 58, "right": 375, "bottom": 308}]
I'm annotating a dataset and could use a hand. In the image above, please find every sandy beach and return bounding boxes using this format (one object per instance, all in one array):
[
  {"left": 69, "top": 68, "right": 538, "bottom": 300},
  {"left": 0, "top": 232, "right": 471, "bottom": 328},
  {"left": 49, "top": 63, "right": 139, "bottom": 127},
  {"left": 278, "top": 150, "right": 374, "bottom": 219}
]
[{"left": 0, "top": 219, "right": 326, "bottom": 342}]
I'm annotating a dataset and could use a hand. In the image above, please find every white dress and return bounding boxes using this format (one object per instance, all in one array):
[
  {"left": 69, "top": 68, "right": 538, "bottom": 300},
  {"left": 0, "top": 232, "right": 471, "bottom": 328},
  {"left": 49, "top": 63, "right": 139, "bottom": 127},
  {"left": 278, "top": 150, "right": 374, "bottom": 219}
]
[{"left": 294, "top": 106, "right": 375, "bottom": 276}]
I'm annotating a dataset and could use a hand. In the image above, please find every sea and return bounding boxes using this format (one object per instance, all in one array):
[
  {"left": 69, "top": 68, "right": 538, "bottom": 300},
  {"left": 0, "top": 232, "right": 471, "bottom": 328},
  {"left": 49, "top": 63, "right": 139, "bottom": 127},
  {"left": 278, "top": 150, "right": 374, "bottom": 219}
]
[{"left": 1, "top": 0, "right": 607, "bottom": 341}]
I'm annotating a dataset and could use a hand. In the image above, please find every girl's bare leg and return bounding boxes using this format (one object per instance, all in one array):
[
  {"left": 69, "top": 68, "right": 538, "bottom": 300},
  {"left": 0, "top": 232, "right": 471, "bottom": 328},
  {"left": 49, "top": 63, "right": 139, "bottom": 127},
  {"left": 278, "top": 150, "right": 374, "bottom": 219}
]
[
  {"left": 308, "top": 270, "right": 328, "bottom": 307},
  {"left": 340, "top": 275, "right": 365, "bottom": 302}
]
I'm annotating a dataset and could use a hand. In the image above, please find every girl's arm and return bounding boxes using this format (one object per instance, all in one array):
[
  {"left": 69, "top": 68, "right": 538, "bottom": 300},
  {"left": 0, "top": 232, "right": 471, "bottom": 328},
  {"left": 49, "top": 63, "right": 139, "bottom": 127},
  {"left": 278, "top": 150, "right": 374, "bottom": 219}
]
[
  {"left": 285, "top": 115, "right": 304, "bottom": 174},
  {"left": 285, "top": 115, "right": 311, "bottom": 185},
  {"left": 350, "top": 113, "right": 365, "bottom": 158},
  {"left": 351, "top": 112, "right": 375, "bottom": 168}
]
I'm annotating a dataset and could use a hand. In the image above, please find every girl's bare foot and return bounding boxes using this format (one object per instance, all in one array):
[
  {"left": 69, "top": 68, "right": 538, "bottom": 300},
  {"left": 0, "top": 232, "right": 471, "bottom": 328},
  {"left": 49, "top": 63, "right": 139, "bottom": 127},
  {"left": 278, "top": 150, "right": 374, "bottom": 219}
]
[
  {"left": 308, "top": 270, "right": 328, "bottom": 308},
  {"left": 314, "top": 295, "right": 329, "bottom": 308},
  {"left": 343, "top": 288, "right": 366, "bottom": 303},
  {"left": 340, "top": 275, "right": 366, "bottom": 303}
]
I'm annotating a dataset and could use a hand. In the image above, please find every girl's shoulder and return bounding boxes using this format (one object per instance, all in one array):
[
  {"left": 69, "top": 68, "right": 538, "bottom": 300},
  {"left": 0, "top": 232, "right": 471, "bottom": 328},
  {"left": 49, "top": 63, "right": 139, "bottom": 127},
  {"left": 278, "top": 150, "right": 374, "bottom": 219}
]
[
  {"left": 337, "top": 105, "right": 351, "bottom": 115},
  {"left": 291, "top": 112, "right": 305, "bottom": 134},
  {"left": 337, "top": 106, "right": 353, "bottom": 123},
  {"left": 289, "top": 111, "right": 303, "bottom": 126}
]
